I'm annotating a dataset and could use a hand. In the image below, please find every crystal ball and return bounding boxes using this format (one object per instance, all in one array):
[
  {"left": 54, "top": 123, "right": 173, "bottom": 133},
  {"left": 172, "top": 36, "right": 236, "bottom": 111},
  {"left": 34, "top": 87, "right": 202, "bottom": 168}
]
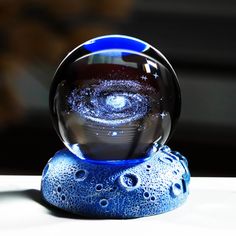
[{"left": 50, "top": 35, "right": 181, "bottom": 162}]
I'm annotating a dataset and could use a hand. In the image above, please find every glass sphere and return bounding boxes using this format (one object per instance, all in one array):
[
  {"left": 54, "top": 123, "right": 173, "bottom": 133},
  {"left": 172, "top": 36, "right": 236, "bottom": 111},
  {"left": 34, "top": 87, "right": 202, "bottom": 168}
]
[{"left": 50, "top": 35, "right": 181, "bottom": 162}]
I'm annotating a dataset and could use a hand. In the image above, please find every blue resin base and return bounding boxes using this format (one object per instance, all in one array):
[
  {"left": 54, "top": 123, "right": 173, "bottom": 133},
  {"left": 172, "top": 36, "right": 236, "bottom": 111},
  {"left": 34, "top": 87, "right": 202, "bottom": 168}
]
[{"left": 41, "top": 145, "right": 190, "bottom": 218}]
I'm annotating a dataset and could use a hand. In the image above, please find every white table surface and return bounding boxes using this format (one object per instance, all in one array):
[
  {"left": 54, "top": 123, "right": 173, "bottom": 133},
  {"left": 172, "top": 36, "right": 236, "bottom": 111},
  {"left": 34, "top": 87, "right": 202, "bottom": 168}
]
[{"left": 0, "top": 176, "right": 236, "bottom": 236}]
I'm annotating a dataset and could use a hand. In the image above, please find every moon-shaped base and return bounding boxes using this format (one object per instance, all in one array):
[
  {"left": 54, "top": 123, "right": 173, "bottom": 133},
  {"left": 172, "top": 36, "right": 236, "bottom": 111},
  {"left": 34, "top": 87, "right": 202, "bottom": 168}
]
[{"left": 41, "top": 145, "right": 190, "bottom": 218}]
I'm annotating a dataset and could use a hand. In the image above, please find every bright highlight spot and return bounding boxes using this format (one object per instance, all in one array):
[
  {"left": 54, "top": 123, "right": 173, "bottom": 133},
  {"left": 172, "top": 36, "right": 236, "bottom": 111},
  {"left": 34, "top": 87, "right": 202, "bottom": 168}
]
[{"left": 106, "top": 95, "right": 126, "bottom": 109}]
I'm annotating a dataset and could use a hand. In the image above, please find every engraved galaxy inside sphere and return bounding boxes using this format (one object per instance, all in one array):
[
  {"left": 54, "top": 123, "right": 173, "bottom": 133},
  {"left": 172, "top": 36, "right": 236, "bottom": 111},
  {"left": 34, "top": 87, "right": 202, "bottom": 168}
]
[
  {"left": 67, "top": 80, "right": 151, "bottom": 125},
  {"left": 50, "top": 35, "right": 181, "bottom": 162}
]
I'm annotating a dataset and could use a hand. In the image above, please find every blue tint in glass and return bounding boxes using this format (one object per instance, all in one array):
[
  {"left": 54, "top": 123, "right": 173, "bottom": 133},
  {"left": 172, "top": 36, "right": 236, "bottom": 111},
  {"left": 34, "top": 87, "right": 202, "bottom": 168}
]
[{"left": 83, "top": 35, "right": 148, "bottom": 53}]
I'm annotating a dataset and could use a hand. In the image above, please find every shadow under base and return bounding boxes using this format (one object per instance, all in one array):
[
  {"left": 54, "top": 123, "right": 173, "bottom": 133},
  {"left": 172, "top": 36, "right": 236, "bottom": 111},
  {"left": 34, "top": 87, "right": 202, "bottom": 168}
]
[{"left": 41, "top": 145, "right": 190, "bottom": 218}]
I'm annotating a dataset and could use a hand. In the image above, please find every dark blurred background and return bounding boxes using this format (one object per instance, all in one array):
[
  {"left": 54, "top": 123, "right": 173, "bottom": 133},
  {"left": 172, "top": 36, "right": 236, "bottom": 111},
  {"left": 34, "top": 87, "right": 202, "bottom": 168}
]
[{"left": 0, "top": 0, "right": 235, "bottom": 176}]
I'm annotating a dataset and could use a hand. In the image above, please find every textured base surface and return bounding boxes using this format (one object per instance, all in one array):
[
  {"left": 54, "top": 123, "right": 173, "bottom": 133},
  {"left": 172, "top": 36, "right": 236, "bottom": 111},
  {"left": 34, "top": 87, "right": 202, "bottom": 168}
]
[{"left": 41, "top": 145, "right": 190, "bottom": 218}]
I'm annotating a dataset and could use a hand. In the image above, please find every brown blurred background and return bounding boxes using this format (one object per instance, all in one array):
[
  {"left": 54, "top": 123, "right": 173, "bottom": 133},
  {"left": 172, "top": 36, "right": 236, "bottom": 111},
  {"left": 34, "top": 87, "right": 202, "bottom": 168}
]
[{"left": 0, "top": 0, "right": 236, "bottom": 176}]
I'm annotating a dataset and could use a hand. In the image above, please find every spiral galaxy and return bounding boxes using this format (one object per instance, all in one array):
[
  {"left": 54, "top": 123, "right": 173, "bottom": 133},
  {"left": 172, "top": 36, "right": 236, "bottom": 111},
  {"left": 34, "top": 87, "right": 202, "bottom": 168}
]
[{"left": 67, "top": 80, "right": 155, "bottom": 125}]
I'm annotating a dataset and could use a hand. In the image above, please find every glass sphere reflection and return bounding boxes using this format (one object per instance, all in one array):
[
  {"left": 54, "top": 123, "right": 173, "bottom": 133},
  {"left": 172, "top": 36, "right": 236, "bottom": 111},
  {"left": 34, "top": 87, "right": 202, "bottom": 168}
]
[{"left": 50, "top": 35, "right": 181, "bottom": 162}]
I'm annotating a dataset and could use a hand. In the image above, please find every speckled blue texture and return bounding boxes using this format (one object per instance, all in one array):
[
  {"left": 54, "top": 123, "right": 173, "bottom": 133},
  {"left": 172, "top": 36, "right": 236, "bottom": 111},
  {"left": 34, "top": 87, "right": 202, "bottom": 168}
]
[{"left": 41, "top": 145, "right": 190, "bottom": 218}]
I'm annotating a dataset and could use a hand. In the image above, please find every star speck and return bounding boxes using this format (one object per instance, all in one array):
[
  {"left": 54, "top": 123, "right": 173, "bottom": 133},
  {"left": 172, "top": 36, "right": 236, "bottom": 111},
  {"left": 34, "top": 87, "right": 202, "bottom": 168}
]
[
  {"left": 141, "top": 75, "right": 148, "bottom": 81},
  {"left": 160, "top": 112, "right": 167, "bottom": 119},
  {"left": 108, "top": 131, "right": 118, "bottom": 136},
  {"left": 153, "top": 73, "right": 159, "bottom": 79}
]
